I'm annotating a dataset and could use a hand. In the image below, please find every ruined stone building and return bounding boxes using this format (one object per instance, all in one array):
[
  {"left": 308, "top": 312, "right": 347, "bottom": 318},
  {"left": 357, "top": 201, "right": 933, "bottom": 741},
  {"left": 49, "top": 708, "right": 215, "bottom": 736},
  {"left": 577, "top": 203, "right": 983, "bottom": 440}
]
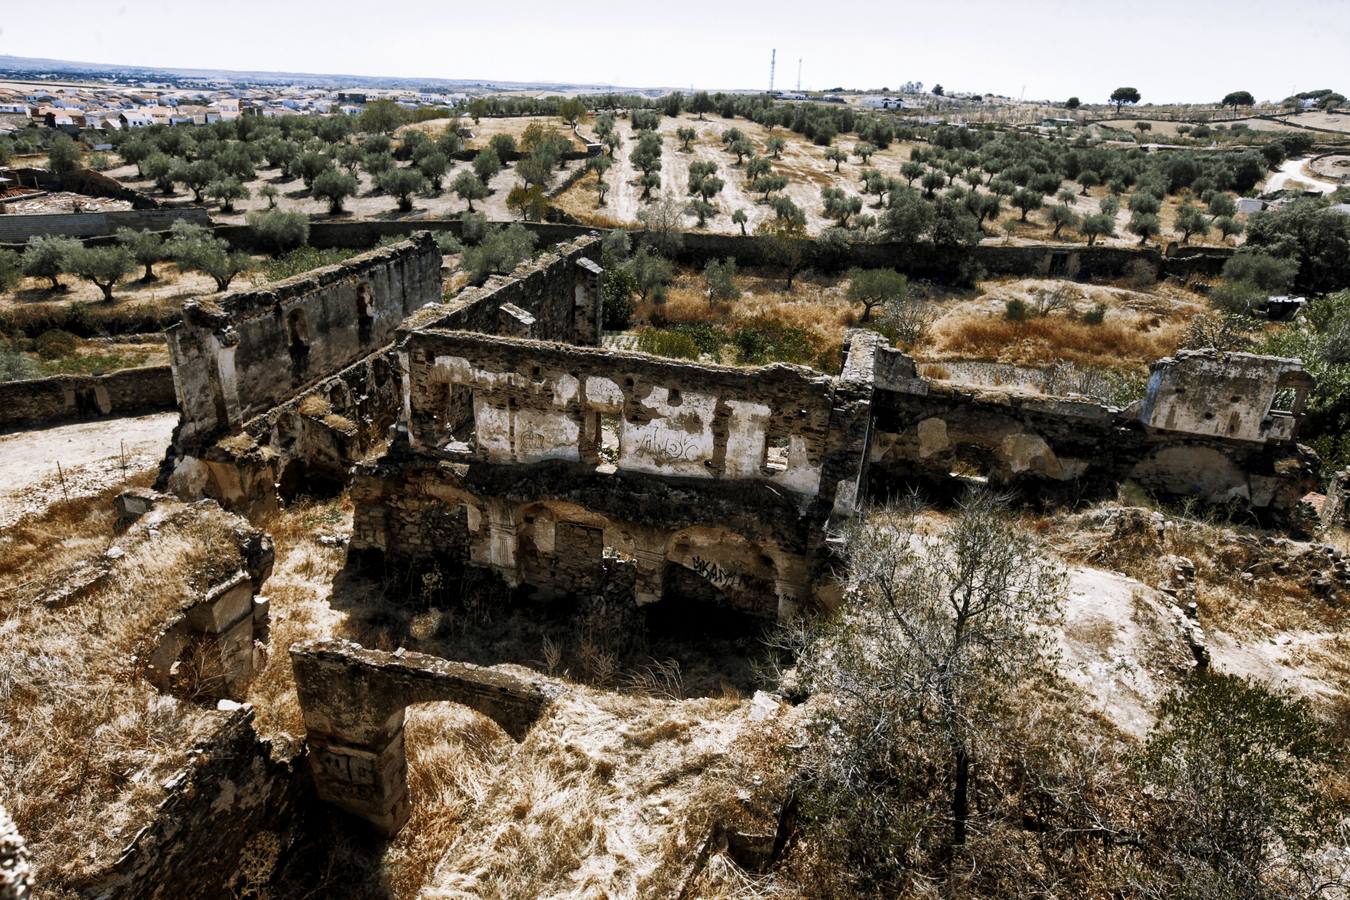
[{"left": 159, "top": 230, "right": 1318, "bottom": 625}]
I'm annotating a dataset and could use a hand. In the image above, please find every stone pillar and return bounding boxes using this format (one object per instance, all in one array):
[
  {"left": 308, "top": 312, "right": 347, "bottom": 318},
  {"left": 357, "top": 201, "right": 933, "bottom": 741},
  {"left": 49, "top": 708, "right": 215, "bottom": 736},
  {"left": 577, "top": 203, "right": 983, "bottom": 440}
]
[
  {"left": 574, "top": 256, "right": 604, "bottom": 346},
  {"left": 307, "top": 709, "right": 410, "bottom": 836},
  {"left": 186, "top": 571, "right": 260, "bottom": 697}
]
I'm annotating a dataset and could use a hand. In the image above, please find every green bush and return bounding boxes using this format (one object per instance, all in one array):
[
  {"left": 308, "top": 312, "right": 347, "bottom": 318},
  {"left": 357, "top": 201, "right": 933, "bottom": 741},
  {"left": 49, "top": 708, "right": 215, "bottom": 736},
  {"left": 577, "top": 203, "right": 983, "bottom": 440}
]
[
  {"left": 703, "top": 257, "right": 740, "bottom": 302},
  {"left": 260, "top": 246, "right": 357, "bottom": 282},
  {"left": 0, "top": 248, "right": 20, "bottom": 292},
  {"left": 460, "top": 211, "right": 489, "bottom": 245},
  {"left": 1082, "top": 302, "right": 1107, "bottom": 325},
  {"left": 602, "top": 266, "right": 636, "bottom": 331},
  {"left": 1004, "top": 298, "right": 1030, "bottom": 321},
  {"left": 461, "top": 224, "right": 538, "bottom": 284},
  {"left": 34, "top": 329, "right": 78, "bottom": 359},
  {"left": 246, "top": 209, "right": 310, "bottom": 254},
  {"left": 636, "top": 328, "right": 700, "bottom": 360},
  {"left": 433, "top": 231, "right": 463, "bottom": 255},
  {"left": 0, "top": 338, "right": 36, "bottom": 383}
]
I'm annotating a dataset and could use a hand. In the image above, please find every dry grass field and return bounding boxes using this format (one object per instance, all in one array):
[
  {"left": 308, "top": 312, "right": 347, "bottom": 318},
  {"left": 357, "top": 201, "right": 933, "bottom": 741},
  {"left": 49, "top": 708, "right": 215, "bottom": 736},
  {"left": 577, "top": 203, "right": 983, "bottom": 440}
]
[{"left": 0, "top": 488, "right": 249, "bottom": 887}]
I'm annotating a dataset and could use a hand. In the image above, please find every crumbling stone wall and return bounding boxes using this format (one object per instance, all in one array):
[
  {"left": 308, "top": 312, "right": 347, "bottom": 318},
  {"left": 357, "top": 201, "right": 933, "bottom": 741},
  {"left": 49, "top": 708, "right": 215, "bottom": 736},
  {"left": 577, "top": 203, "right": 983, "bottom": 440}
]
[
  {"left": 350, "top": 330, "right": 880, "bottom": 617},
  {"left": 290, "top": 640, "right": 562, "bottom": 835},
  {"left": 406, "top": 234, "right": 604, "bottom": 345},
  {"left": 0, "top": 365, "right": 176, "bottom": 431},
  {"left": 870, "top": 346, "right": 1318, "bottom": 518},
  {"left": 171, "top": 349, "right": 403, "bottom": 516},
  {"left": 166, "top": 233, "right": 442, "bottom": 452},
  {"left": 1139, "top": 350, "right": 1313, "bottom": 443},
  {"left": 402, "top": 330, "right": 850, "bottom": 500},
  {"left": 75, "top": 707, "right": 304, "bottom": 900}
]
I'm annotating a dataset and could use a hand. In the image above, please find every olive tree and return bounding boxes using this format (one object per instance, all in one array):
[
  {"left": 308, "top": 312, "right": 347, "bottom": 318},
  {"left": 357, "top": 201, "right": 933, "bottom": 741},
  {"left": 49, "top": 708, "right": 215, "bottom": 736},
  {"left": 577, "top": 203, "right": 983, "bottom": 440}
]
[
  {"left": 789, "top": 491, "right": 1065, "bottom": 872},
  {"left": 115, "top": 228, "right": 164, "bottom": 281},
  {"left": 22, "top": 235, "right": 80, "bottom": 290},
  {"left": 846, "top": 266, "right": 908, "bottom": 322},
  {"left": 378, "top": 167, "right": 429, "bottom": 211},
  {"left": 451, "top": 170, "right": 489, "bottom": 212},
  {"left": 68, "top": 245, "right": 134, "bottom": 301},
  {"left": 313, "top": 168, "right": 359, "bottom": 214}
]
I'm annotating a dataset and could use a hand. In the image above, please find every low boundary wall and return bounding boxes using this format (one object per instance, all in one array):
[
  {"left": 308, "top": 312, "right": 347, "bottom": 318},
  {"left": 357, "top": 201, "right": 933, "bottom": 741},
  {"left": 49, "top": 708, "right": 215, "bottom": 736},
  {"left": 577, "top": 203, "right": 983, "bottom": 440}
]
[{"left": 0, "top": 365, "right": 176, "bottom": 431}]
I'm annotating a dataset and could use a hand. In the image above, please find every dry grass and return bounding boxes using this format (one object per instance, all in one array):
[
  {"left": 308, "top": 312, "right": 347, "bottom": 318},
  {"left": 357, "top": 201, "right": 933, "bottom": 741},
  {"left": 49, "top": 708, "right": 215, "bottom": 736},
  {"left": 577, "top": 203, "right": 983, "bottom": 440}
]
[
  {"left": 933, "top": 312, "right": 1181, "bottom": 372},
  {"left": 638, "top": 268, "right": 858, "bottom": 351},
  {"left": 1051, "top": 502, "right": 1349, "bottom": 637},
  {"left": 0, "top": 492, "right": 252, "bottom": 889},
  {"left": 422, "top": 690, "right": 759, "bottom": 898}
]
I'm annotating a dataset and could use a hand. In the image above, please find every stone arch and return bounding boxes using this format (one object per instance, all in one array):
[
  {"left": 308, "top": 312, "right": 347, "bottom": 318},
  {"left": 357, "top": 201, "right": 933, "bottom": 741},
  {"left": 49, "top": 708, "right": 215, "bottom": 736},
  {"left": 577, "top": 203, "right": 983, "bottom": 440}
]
[
  {"left": 1131, "top": 444, "right": 1250, "bottom": 504},
  {"left": 659, "top": 526, "right": 783, "bottom": 621},
  {"left": 291, "top": 640, "right": 562, "bottom": 836},
  {"left": 513, "top": 500, "right": 614, "bottom": 598}
]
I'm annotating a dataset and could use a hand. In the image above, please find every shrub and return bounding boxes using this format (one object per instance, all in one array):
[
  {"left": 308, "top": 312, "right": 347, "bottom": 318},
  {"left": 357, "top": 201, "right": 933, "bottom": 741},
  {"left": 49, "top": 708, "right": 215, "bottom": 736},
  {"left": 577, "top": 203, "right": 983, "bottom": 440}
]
[
  {"left": 260, "top": 247, "right": 357, "bottom": 282},
  {"left": 703, "top": 257, "right": 739, "bottom": 302},
  {"left": 461, "top": 224, "right": 537, "bottom": 284},
  {"left": 602, "top": 266, "right": 636, "bottom": 331},
  {"left": 1004, "top": 298, "right": 1030, "bottom": 321},
  {"left": 636, "top": 328, "right": 700, "bottom": 360},
  {"left": 1081, "top": 302, "right": 1107, "bottom": 325},
  {"left": 1137, "top": 673, "right": 1338, "bottom": 897},
  {"left": 246, "top": 210, "right": 310, "bottom": 254},
  {"left": 433, "top": 231, "right": 463, "bottom": 255},
  {"left": 460, "top": 211, "right": 488, "bottom": 245},
  {"left": 0, "top": 248, "right": 20, "bottom": 292},
  {"left": 0, "top": 338, "right": 36, "bottom": 383},
  {"left": 34, "top": 329, "right": 78, "bottom": 359},
  {"left": 1125, "top": 258, "right": 1157, "bottom": 289}
]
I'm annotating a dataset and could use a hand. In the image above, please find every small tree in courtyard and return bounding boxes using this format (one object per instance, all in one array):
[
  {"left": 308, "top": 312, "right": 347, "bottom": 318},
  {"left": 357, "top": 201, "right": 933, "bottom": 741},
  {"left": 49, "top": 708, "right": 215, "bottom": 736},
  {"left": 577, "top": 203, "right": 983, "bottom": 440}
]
[{"left": 847, "top": 267, "right": 909, "bottom": 323}]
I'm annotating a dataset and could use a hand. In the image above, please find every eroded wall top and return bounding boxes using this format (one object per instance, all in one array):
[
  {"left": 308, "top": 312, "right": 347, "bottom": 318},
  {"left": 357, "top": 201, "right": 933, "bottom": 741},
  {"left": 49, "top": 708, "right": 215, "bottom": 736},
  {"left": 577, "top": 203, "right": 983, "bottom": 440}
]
[
  {"left": 1139, "top": 350, "right": 1313, "bottom": 443},
  {"left": 403, "top": 329, "right": 842, "bottom": 500},
  {"left": 168, "top": 232, "right": 443, "bottom": 447}
]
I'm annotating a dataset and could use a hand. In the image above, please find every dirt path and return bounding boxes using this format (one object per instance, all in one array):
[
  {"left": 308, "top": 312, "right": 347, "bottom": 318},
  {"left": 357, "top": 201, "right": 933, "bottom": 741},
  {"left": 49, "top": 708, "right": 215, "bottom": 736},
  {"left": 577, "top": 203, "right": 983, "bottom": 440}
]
[
  {"left": 1263, "top": 156, "right": 1342, "bottom": 194},
  {"left": 0, "top": 412, "right": 178, "bottom": 528}
]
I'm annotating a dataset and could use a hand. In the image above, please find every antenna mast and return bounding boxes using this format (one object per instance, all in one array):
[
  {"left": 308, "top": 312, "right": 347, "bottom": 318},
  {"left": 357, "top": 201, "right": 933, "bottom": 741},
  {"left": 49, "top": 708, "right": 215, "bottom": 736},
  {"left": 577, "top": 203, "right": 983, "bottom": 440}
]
[
  {"left": 797, "top": 58, "right": 802, "bottom": 92},
  {"left": 769, "top": 49, "right": 776, "bottom": 93}
]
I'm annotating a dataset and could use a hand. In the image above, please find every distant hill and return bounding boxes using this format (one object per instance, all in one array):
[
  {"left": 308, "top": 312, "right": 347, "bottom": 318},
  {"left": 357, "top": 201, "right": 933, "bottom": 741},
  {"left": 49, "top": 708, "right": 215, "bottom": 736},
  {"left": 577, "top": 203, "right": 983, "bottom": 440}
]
[{"left": 0, "top": 53, "right": 669, "bottom": 95}]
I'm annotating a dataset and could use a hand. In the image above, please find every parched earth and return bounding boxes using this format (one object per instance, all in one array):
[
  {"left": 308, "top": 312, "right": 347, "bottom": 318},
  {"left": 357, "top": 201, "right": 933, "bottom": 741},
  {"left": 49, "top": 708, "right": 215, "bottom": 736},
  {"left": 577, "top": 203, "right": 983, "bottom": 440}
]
[{"left": 0, "top": 411, "right": 177, "bottom": 528}]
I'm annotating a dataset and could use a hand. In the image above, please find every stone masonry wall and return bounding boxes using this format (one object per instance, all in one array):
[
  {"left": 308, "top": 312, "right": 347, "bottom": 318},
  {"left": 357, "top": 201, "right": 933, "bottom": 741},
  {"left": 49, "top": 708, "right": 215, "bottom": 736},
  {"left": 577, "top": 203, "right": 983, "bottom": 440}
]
[
  {"left": 166, "top": 232, "right": 442, "bottom": 452},
  {"left": 403, "top": 329, "right": 841, "bottom": 502},
  {"left": 406, "top": 234, "right": 604, "bottom": 346},
  {"left": 0, "top": 365, "right": 175, "bottom": 431},
  {"left": 869, "top": 350, "right": 1319, "bottom": 518},
  {"left": 75, "top": 707, "right": 304, "bottom": 900}
]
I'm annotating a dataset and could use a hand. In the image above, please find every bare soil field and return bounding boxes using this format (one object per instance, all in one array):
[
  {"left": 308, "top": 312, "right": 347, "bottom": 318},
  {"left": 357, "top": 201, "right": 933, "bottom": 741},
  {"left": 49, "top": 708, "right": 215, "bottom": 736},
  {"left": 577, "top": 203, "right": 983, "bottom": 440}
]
[
  {"left": 554, "top": 112, "right": 1243, "bottom": 248},
  {"left": 1281, "top": 111, "right": 1350, "bottom": 133},
  {"left": 399, "top": 114, "right": 587, "bottom": 151},
  {"left": 0, "top": 411, "right": 176, "bottom": 528},
  {"left": 1, "top": 263, "right": 219, "bottom": 312}
]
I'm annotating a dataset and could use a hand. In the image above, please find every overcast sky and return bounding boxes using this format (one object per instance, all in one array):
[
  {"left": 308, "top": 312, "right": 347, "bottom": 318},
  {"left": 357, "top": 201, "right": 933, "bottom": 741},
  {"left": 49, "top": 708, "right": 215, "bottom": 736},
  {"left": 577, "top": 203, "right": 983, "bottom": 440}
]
[{"left": 4, "top": 0, "right": 1346, "bottom": 104}]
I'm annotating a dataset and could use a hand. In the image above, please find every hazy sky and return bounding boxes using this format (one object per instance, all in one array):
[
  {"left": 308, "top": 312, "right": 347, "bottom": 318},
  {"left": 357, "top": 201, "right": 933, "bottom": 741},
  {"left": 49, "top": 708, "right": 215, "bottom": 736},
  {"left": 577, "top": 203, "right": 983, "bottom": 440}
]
[{"left": 4, "top": 0, "right": 1347, "bottom": 104}]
